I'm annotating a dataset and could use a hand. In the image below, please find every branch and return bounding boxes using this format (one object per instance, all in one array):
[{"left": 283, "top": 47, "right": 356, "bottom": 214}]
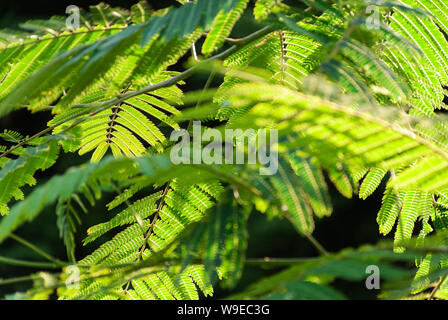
[
  {"left": 0, "top": 274, "right": 39, "bottom": 286},
  {"left": 108, "top": 25, "right": 273, "bottom": 104},
  {"left": 0, "top": 256, "right": 64, "bottom": 269},
  {"left": 245, "top": 257, "right": 318, "bottom": 268},
  {"left": 282, "top": 212, "right": 329, "bottom": 256},
  {"left": 0, "top": 26, "right": 273, "bottom": 159},
  {"left": 304, "top": 233, "right": 329, "bottom": 256},
  {"left": 10, "top": 233, "right": 63, "bottom": 264},
  {"left": 428, "top": 274, "right": 448, "bottom": 300}
]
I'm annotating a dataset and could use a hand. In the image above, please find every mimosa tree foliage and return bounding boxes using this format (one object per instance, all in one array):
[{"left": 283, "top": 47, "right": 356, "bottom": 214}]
[{"left": 0, "top": 0, "right": 447, "bottom": 300}]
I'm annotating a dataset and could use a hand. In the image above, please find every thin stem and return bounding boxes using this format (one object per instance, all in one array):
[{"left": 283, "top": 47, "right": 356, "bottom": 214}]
[
  {"left": 245, "top": 257, "right": 318, "bottom": 268},
  {"left": 202, "top": 32, "right": 241, "bottom": 44},
  {"left": 428, "top": 274, "right": 448, "bottom": 300},
  {"left": 0, "top": 255, "right": 63, "bottom": 269},
  {"left": 304, "top": 233, "right": 329, "bottom": 256},
  {"left": 0, "top": 274, "right": 39, "bottom": 286},
  {"left": 10, "top": 233, "right": 62, "bottom": 264},
  {"left": 282, "top": 213, "right": 329, "bottom": 256}
]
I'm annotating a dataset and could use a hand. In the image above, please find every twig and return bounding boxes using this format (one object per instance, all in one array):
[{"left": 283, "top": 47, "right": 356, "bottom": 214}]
[
  {"left": 0, "top": 274, "right": 40, "bottom": 286},
  {"left": 428, "top": 274, "right": 448, "bottom": 300},
  {"left": 245, "top": 257, "right": 318, "bottom": 268},
  {"left": 0, "top": 26, "right": 273, "bottom": 160},
  {"left": 10, "top": 233, "right": 63, "bottom": 264},
  {"left": 0, "top": 255, "right": 64, "bottom": 269},
  {"left": 282, "top": 213, "right": 329, "bottom": 256},
  {"left": 304, "top": 233, "right": 329, "bottom": 256}
]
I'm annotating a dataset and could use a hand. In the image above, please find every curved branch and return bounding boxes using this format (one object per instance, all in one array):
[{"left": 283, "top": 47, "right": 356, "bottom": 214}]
[{"left": 0, "top": 25, "right": 274, "bottom": 160}]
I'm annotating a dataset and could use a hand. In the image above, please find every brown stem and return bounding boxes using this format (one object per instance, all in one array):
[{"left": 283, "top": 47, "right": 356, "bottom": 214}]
[{"left": 428, "top": 274, "right": 448, "bottom": 300}]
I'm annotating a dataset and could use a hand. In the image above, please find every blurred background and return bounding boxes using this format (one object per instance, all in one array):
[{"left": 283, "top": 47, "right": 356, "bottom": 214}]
[{"left": 0, "top": 0, "right": 388, "bottom": 299}]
